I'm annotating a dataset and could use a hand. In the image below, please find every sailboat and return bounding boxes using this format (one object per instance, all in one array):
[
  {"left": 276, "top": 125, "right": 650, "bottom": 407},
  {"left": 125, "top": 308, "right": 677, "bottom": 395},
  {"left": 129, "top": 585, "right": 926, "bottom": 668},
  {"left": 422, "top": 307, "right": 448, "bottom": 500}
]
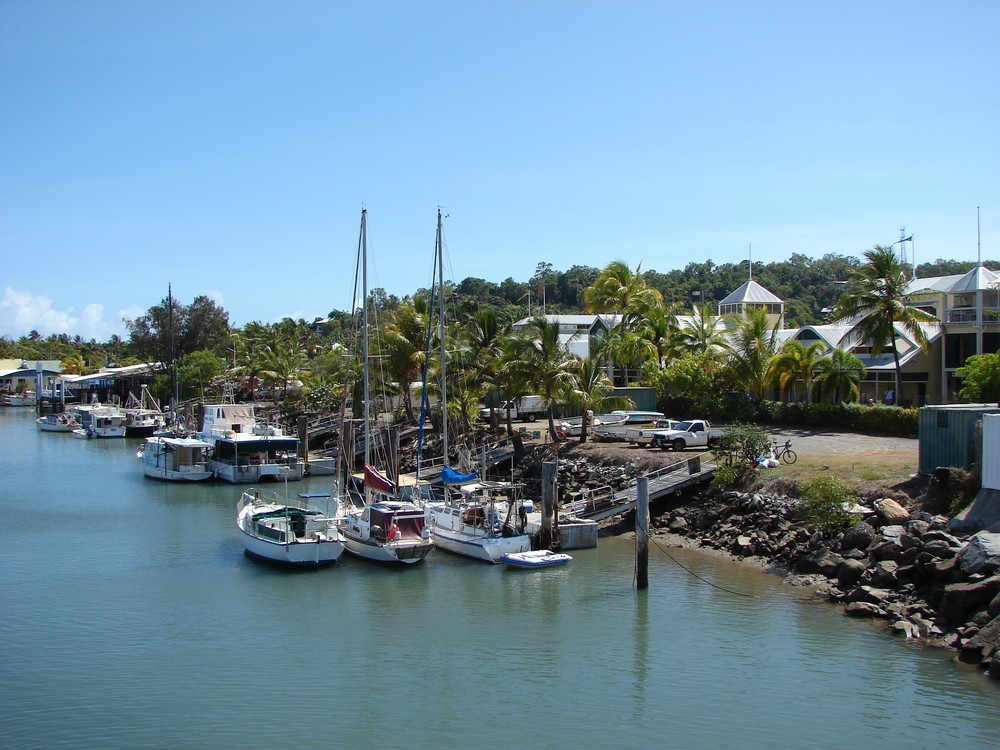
[
  {"left": 421, "top": 209, "right": 533, "bottom": 562},
  {"left": 237, "top": 488, "right": 345, "bottom": 566},
  {"left": 338, "top": 209, "right": 433, "bottom": 564}
]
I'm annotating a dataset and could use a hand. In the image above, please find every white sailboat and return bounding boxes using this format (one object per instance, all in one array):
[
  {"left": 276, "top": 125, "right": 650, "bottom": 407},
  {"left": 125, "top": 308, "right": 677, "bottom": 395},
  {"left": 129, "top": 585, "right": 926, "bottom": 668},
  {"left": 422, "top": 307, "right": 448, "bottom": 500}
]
[
  {"left": 420, "top": 209, "right": 533, "bottom": 562},
  {"left": 237, "top": 488, "right": 344, "bottom": 566},
  {"left": 339, "top": 209, "right": 433, "bottom": 564}
]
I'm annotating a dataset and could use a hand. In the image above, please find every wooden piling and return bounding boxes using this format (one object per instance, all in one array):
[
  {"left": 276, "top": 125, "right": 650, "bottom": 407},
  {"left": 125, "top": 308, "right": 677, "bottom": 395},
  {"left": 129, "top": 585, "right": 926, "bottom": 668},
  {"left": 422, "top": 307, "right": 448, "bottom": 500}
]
[
  {"left": 636, "top": 476, "right": 649, "bottom": 590},
  {"left": 540, "top": 460, "right": 556, "bottom": 549}
]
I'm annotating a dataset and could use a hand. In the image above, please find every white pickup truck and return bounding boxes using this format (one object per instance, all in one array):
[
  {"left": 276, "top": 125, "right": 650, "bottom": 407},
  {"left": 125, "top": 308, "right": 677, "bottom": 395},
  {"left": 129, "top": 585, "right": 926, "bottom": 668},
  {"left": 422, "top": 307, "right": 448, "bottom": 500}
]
[
  {"left": 625, "top": 419, "right": 679, "bottom": 446},
  {"left": 650, "top": 420, "right": 724, "bottom": 451},
  {"left": 478, "top": 395, "right": 547, "bottom": 423}
]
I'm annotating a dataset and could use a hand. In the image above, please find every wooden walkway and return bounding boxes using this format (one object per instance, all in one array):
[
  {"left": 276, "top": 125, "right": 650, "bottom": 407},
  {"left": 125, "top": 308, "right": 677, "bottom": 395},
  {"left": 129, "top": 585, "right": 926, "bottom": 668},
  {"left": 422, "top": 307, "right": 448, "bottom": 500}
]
[{"left": 561, "top": 452, "right": 717, "bottom": 521}]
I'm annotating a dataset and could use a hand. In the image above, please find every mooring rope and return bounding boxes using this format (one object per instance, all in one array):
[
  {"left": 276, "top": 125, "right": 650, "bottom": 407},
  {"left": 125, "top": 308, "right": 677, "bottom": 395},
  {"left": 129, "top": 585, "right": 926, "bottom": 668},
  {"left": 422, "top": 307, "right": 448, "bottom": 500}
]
[{"left": 635, "top": 525, "right": 760, "bottom": 599}]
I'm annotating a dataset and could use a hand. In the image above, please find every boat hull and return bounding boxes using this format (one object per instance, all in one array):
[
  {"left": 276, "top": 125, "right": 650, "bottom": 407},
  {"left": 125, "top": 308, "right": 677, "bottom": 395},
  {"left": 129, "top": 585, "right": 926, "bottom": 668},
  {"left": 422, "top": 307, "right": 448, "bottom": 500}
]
[
  {"left": 341, "top": 532, "right": 433, "bottom": 564},
  {"left": 210, "top": 461, "right": 305, "bottom": 484},
  {"left": 140, "top": 464, "right": 213, "bottom": 482},
  {"left": 36, "top": 417, "right": 78, "bottom": 433},
  {"left": 239, "top": 526, "right": 344, "bottom": 566}
]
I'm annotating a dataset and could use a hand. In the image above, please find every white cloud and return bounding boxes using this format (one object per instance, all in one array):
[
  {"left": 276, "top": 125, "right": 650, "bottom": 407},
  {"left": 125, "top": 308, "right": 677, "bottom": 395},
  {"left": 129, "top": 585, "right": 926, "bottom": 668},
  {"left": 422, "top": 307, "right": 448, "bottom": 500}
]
[{"left": 0, "top": 287, "right": 127, "bottom": 341}]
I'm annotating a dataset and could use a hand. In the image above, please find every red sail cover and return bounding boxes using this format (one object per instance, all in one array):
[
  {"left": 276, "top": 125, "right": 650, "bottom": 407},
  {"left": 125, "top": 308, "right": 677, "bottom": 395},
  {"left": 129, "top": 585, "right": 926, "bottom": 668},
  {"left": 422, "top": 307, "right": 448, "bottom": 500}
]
[{"left": 363, "top": 464, "right": 396, "bottom": 494}]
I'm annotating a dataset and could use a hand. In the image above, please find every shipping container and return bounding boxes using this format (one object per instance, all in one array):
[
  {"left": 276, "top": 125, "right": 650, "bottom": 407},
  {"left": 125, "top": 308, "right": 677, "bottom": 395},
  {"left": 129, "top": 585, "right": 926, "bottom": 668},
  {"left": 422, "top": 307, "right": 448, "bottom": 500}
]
[{"left": 918, "top": 404, "right": 1000, "bottom": 474}]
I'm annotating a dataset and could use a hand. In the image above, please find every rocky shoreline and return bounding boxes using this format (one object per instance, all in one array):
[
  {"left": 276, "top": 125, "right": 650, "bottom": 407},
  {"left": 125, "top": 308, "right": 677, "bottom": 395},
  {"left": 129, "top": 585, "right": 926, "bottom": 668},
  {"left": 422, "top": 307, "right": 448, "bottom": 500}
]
[{"left": 602, "top": 483, "right": 1000, "bottom": 681}]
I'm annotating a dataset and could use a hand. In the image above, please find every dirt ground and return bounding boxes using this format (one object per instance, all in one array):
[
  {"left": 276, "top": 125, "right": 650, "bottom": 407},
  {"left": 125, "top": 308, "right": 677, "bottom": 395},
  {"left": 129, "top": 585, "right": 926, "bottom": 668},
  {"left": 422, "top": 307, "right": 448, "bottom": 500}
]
[{"left": 519, "top": 419, "right": 922, "bottom": 495}]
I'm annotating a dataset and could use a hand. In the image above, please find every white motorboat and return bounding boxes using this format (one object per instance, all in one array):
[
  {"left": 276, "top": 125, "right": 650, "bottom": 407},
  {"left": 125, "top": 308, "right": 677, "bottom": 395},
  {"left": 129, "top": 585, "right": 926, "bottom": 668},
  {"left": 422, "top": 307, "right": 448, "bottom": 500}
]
[
  {"left": 558, "top": 413, "right": 627, "bottom": 437},
  {"left": 425, "top": 481, "right": 532, "bottom": 563},
  {"left": 501, "top": 549, "right": 572, "bottom": 569},
  {"left": 199, "top": 404, "right": 305, "bottom": 484},
  {"left": 36, "top": 413, "right": 80, "bottom": 433},
  {"left": 70, "top": 406, "right": 127, "bottom": 438},
  {"left": 137, "top": 436, "right": 213, "bottom": 481},
  {"left": 237, "top": 489, "right": 344, "bottom": 566}
]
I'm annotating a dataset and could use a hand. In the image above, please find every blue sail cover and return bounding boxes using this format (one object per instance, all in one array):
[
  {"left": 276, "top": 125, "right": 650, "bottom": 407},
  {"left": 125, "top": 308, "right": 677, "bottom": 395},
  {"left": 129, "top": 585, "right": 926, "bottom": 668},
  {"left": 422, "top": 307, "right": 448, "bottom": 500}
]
[{"left": 441, "top": 465, "right": 477, "bottom": 484}]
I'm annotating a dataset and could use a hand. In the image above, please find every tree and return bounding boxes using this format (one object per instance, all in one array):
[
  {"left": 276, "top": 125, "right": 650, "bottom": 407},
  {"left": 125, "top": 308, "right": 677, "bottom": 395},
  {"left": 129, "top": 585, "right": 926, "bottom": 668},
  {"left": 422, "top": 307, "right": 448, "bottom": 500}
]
[
  {"left": 726, "top": 307, "right": 780, "bottom": 401},
  {"left": 677, "top": 302, "right": 730, "bottom": 355},
  {"left": 503, "top": 316, "right": 578, "bottom": 441},
  {"left": 125, "top": 294, "right": 231, "bottom": 362},
  {"left": 378, "top": 298, "right": 429, "bottom": 421},
  {"left": 832, "top": 245, "right": 935, "bottom": 407},
  {"left": 176, "top": 350, "right": 227, "bottom": 400},
  {"left": 768, "top": 339, "right": 826, "bottom": 403},
  {"left": 956, "top": 351, "right": 1000, "bottom": 402},
  {"left": 584, "top": 260, "right": 662, "bottom": 323},
  {"left": 814, "top": 348, "right": 867, "bottom": 403},
  {"left": 564, "top": 357, "right": 633, "bottom": 443}
]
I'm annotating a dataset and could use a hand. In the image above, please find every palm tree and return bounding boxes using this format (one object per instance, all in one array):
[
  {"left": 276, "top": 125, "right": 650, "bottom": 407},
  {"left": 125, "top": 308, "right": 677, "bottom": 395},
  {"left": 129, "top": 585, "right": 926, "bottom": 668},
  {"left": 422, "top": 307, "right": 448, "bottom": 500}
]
[
  {"left": 565, "top": 357, "right": 633, "bottom": 443},
  {"left": 677, "top": 303, "right": 730, "bottom": 355},
  {"left": 831, "top": 245, "right": 935, "bottom": 406},
  {"left": 727, "top": 307, "right": 781, "bottom": 401},
  {"left": 60, "top": 353, "right": 87, "bottom": 375},
  {"left": 461, "top": 308, "right": 511, "bottom": 431},
  {"left": 814, "top": 348, "right": 867, "bottom": 403},
  {"left": 503, "top": 316, "right": 578, "bottom": 441},
  {"left": 637, "top": 303, "right": 682, "bottom": 365},
  {"left": 378, "top": 298, "right": 428, "bottom": 421},
  {"left": 768, "top": 339, "right": 826, "bottom": 403},
  {"left": 584, "top": 260, "right": 663, "bottom": 325}
]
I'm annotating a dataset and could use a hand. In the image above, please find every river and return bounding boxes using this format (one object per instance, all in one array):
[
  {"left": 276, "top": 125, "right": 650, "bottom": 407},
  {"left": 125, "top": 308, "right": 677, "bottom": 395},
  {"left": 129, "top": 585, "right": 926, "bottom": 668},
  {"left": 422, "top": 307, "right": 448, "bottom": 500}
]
[{"left": 1, "top": 408, "right": 997, "bottom": 749}]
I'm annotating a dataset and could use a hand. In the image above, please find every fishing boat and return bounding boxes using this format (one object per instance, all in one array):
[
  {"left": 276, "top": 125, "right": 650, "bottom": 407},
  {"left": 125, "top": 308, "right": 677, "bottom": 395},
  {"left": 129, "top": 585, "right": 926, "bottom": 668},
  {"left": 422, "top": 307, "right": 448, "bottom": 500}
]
[
  {"left": 36, "top": 413, "right": 80, "bottom": 432},
  {"left": 123, "top": 387, "right": 165, "bottom": 438},
  {"left": 137, "top": 436, "right": 214, "bottom": 481},
  {"left": 237, "top": 489, "right": 344, "bottom": 566},
  {"left": 501, "top": 549, "right": 572, "bottom": 569},
  {"left": 198, "top": 403, "right": 304, "bottom": 483},
  {"left": 337, "top": 209, "right": 433, "bottom": 564}
]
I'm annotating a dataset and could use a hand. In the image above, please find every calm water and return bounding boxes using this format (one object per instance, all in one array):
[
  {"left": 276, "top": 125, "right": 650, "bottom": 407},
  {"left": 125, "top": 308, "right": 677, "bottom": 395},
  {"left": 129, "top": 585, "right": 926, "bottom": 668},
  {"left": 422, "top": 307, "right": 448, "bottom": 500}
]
[{"left": 1, "top": 408, "right": 997, "bottom": 749}]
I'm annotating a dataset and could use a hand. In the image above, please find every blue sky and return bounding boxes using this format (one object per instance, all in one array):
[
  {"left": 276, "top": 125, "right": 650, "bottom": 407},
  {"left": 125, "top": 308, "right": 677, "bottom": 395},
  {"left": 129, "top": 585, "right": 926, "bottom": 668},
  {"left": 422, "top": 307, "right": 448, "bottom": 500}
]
[{"left": 2, "top": 1, "right": 998, "bottom": 340}]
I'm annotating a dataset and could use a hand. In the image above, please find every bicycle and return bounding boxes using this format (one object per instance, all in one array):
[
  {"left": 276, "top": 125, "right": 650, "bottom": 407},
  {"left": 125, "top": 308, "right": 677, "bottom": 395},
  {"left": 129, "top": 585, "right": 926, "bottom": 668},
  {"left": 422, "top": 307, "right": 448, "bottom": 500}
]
[{"left": 772, "top": 439, "right": 797, "bottom": 464}]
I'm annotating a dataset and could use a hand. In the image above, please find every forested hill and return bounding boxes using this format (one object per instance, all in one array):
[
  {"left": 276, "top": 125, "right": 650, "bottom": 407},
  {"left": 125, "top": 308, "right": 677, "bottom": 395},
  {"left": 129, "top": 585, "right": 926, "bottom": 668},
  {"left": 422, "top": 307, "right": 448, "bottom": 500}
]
[{"left": 443, "top": 255, "right": 999, "bottom": 328}]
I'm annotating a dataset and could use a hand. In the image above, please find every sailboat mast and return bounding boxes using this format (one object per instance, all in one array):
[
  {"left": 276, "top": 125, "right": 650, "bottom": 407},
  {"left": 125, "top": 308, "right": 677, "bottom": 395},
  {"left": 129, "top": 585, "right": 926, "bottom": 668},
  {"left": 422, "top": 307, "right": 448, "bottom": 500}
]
[
  {"left": 437, "top": 209, "right": 448, "bottom": 467},
  {"left": 361, "top": 209, "right": 371, "bottom": 503}
]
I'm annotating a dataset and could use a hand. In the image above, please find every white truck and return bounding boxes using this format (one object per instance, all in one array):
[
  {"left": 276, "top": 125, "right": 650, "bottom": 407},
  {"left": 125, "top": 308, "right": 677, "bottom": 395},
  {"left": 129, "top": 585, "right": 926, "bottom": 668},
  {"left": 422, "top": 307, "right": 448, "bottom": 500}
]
[
  {"left": 478, "top": 395, "right": 547, "bottom": 423},
  {"left": 650, "top": 420, "right": 724, "bottom": 452},
  {"left": 625, "top": 419, "right": 679, "bottom": 446}
]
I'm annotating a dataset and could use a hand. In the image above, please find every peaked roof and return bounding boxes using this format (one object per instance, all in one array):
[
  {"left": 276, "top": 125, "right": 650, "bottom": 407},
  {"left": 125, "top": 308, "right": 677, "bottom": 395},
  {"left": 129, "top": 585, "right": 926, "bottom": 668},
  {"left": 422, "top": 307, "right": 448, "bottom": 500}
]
[
  {"left": 719, "top": 279, "right": 783, "bottom": 306},
  {"left": 951, "top": 265, "right": 1000, "bottom": 293}
]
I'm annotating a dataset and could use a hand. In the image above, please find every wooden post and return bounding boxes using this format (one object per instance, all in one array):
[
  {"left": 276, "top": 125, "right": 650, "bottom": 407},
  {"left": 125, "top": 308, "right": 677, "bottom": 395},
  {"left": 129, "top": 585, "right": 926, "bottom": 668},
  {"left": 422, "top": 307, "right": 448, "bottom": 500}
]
[
  {"left": 540, "top": 460, "right": 556, "bottom": 550},
  {"left": 636, "top": 476, "right": 649, "bottom": 590},
  {"left": 297, "top": 415, "right": 309, "bottom": 474}
]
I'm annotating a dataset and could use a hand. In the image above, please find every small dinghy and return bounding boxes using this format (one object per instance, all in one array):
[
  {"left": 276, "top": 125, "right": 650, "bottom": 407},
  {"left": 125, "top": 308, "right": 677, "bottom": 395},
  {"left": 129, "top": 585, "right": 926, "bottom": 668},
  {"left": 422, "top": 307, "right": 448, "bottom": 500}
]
[{"left": 501, "top": 549, "right": 572, "bottom": 569}]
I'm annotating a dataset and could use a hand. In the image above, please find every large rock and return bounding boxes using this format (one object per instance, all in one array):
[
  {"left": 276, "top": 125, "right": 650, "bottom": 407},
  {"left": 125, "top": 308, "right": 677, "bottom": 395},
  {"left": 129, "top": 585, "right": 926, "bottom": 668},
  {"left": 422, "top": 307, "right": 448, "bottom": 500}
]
[
  {"left": 870, "top": 560, "right": 900, "bottom": 588},
  {"left": 841, "top": 522, "right": 878, "bottom": 552},
  {"left": 956, "top": 532, "right": 1000, "bottom": 576},
  {"left": 941, "top": 576, "right": 1000, "bottom": 624},
  {"left": 958, "top": 615, "right": 1000, "bottom": 664},
  {"left": 838, "top": 558, "right": 868, "bottom": 588},
  {"left": 796, "top": 549, "right": 846, "bottom": 577},
  {"left": 875, "top": 498, "right": 910, "bottom": 525},
  {"left": 845, "top": 601, "right": 884, "bottom": 618}
]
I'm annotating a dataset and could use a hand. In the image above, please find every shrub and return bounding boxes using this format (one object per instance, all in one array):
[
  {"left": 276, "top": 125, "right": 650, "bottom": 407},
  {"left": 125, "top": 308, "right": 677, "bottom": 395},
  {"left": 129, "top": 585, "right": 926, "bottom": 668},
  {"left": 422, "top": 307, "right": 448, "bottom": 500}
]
[{"left": 795, "top": 473, "right": 859, "bottom": 533}]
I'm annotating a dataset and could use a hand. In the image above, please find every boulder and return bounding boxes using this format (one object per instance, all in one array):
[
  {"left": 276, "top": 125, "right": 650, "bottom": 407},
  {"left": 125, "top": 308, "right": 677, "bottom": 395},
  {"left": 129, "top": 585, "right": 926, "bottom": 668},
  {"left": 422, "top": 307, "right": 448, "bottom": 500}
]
[
  {"left": 907, "top": 519, "right": 931, "bottom": 538},
  {"left": 956, "top": 532, "right": 1000, "bottom": 576},
  {"left": 922, "top": 540, "right": 958, "bottom": 559},
  {"left": 875, "top": 498, "right": 910, "bottom": 525},
  {"left": 844, "top": 586, "right": 890, "bottom": 605},
  {"left": 838, "top": 559, "right": 868, "bottom": 589},
  {"left": 870, "top": 560, "right": 900, "bottom": 588},
  {"left": 891, "top": 620, "right": 920, "bottom": 638},
  {"left": 841, "top": 522, "right": 878, "bottom": 552},
  {"left": 958, "top": 615, "right": 1000, "bottom": 664},
  {"left": 941, "top": 576, "right": 1000, "bottom": 624},
  {"left": 845, "top": 601, "right": 884, "bottom": 618},
  {"left": 796, "top": 549, "right": 846, "bottom": 577}
]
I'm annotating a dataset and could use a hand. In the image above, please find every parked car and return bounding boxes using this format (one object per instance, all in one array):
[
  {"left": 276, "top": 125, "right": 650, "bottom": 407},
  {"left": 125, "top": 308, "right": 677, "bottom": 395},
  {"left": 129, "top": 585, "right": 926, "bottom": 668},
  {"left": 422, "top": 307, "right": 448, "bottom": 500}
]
[{"left": 650, "top": 420, "right": 724, "bottom": 451}]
